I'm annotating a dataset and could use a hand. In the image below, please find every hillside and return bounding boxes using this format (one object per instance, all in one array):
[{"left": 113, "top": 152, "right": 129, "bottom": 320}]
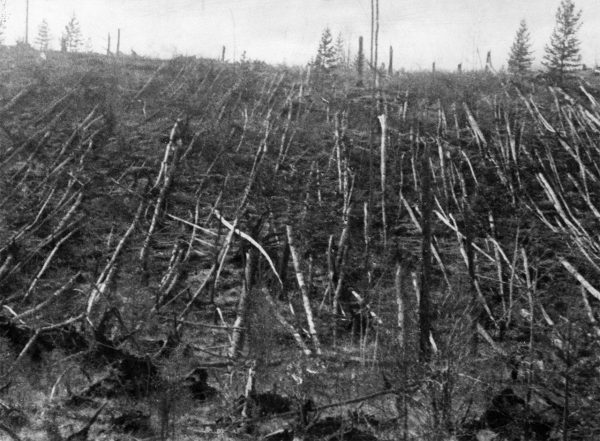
[{"left": 0, "top": 46, "right": 600, "bottom": 441}]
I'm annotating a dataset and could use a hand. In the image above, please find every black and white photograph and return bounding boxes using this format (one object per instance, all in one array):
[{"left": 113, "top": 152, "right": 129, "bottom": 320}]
[{"left": 0, "top": 1, "right": 600, "bottom": 440}]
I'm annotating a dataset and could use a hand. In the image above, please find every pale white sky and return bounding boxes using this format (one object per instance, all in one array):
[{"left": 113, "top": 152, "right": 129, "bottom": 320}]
[{"left": 3, "top": 0, "right": 600, "bottom": 70}]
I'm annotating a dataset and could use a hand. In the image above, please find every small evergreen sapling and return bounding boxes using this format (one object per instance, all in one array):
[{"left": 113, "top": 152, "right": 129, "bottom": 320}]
[
  {"left": 314, "top": 27, "right": 337, "bottom": 72},
  {"left": 508, "top": 20, "right": 534, "bottom": 76},
  {"left": 335, "top": 32, "right": 345, "bottom": 67},
  {"left": 64, "top": 13, "right": 83, "bottom": 52},
  {"left": 35, "top": 19, "right": 51, "bottom": 51},
  {"left": 543, "top": 0, "right": 583, "bottom": 82}
]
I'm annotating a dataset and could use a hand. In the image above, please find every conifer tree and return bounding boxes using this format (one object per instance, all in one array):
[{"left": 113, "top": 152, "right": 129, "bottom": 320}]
[
  {"left": 543, "top": 0, "right": 582, "bottom": 82},
  {"left": 335, "top": 32, "right": 345, "bottom": 67},
  {"left": 64, "top": 13, "right": 83, "bottom": 52},
  {"left": 508, "top": 20, "right": 533, "bottom": 76},
  {"left": 35, "top": 19, "right": 51, "bottom": 51},
  {"left": 314, "top": 27, "right": 336, "bottom": 72}
]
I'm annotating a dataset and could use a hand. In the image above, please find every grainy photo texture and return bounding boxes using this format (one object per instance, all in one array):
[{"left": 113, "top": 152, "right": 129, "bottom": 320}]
[{"left": 0, "top": 1, "right": 600, "bottom": 440}]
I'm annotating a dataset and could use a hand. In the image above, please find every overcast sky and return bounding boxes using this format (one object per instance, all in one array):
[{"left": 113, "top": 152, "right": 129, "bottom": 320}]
[{"left": 3, "top": 0, "right": 600, "bottom": 70}]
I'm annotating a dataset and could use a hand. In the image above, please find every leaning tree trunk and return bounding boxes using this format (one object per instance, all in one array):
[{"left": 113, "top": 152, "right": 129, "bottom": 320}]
[
  {"left": 286, "top": 225, "right": 322, "bottom": 355},
  {"left": 419, "top": 137, "right": 432, "bottom": 361},
  {"left": 230, "top": 248, "right": 258, "bottom": 358}
]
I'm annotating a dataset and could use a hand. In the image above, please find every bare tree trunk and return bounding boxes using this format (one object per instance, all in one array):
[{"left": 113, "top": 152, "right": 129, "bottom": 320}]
[
  {"left": 277, "top": 233, "right": 290, "bottom": 298},
  {"left": 106, "top": 33, "right": 111, "bottom": 55},
  {"left": 419, "top": 138, "right": 432, "bottom": 361},
  {"left": 395, "top": 262, "right": 409, "bottom": 441},
  {"left": 370, "top": 0, "right": 374, "bottom": 70},
  {"left": 363, "top": 201, "right": 371, "bottom": 287},
  {"left": 241, "top": 361, "right": 257, "bottom": 433},
  {"left": 263, "top": 290, "right": 312, "bottom": 355},
  {"left": 139, "top": 120, "right": 182, "bottom": 281},
  {"left": 395, "top": 263, "right": 406, "bottom": 348},
  {"left": 374, "top": 0, "right": 380, "bottom": 89},
  {"left": 333, "top": 168, "right": 353, "bottom": 318},
  {"left": 242, "top": 362, "right": 256, "bottom": 418},
  {"left": 357, "top": 36, "right": 364, "bottom": 86},
  {"left": 562, "top": 320, "right": 571, "bottom": 441},
  {"left": 88, "top": 199, "right": 144, "bottom": 320},
  {"left": 485, "top": 50, "right": 493, "bottom": 71},
  {"left": 25, "top": 0, "right": 29, "bottom": 45},
  {"left": 24, "top": 229, "right": 76, "bottom": 300},
  {"left": 0, "top": 254, "right": 14, "bottom": 283},
  {"left": 378, "top": 113, "right": 387, "bottom": 249},
  {"left": 286, "top": 225, "right": 322, "bottom": 355},
  {"left": 230, "top": 248, "right": 258, "bottom": 358},
  {"left": 523, "top": 248, "right": 536, "bottom": 440},
  {"left": 367, "top": 0, "right": 377, "bottom": 235},
  {"left": 388, "top": 45, "right": 394, "bottom": 76},
  {"left": 116, "top": 28, "right": 121, "bottom": 55},
  {"left": 464, "top": 206, "right": 480, "bottom": 355},
  {"left": 177, "top": 136, "right": 267, "bottom": 325},
  {"left": 333, "top": 115, "right": 344, "bottom": 194}
]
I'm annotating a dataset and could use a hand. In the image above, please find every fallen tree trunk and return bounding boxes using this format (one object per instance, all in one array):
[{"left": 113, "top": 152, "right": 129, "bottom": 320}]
[{"left": 0, "top": 315, "right": 88, "bottom": 364}]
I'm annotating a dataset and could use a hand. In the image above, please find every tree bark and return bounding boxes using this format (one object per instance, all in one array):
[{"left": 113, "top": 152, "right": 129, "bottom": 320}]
[
  {"left": 263, "top": 290, "right": 312, "bottom": 356},
  {"left": 419, "top": 138, "right": 432, "bottom": 361},
  {"left": 378, "top": 113, "right": 387, "bottom": 249},
  {"left": 286, "top": 225, "right": 322, "bottom": 355},
  {"left": 374, "top": 0, "right": 380, "bottom": 89},
  {"left": 230, "top": 248, "right": 258, "bottom": 358},
  {"left": 139, "top": 120, "right": 182, "bottom": 279}
]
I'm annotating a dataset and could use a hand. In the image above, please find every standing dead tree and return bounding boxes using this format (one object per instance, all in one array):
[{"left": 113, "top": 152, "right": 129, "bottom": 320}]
[
  {"left": 25, "top": 0, "right": 29, "bottom": 45},
  {"left": 378, "top": 112, "right": 388, "bottom": 249},
  {"left": 116, "top": 28, "right": 121, "bottom": 55},
  {"left": 356, "top": 36, "right": 365, "bottom": 86},
  {"left": 370, "top": 0, "right": 374, "bottom": 71},
  {"left": 374, "top": 0, "right": 380, "bottom": 89}
]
